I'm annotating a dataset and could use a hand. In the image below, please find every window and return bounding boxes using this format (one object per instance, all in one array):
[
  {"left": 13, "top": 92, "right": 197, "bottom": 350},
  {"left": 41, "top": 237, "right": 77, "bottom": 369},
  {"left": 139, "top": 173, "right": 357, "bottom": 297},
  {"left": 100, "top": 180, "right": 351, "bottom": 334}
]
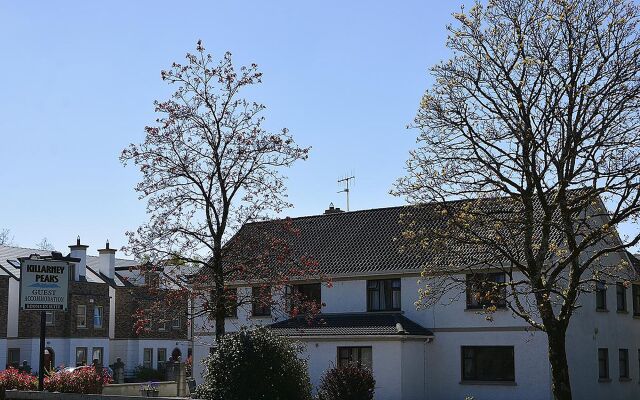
[
  {"left": 633, "top": 284, "right": 640, "bottom": 316},
  {"left": 225, "top": 288, "right": 238, "bottom": 318},
  {"left": 466, "top": 273, "right": 506, "bottom": 310},
  {"left": 252, "top": 286, "right": 271, "bottom": 317},
  {"left": 616, "top": 283, "right": 627, "bottom": 312},
  {"left": 76, "top": 305, "right": 87, "bottom": 328},
  {"left": 598, "top": 348, "right": 609, "bottom": 380},
  {"left": 287, "top": 283, "right": 322, "bottom": 312},
  {"left": 143, "top": 348, "right": 153, "bottom": 369},
  {"left": 158, "top": 319, "right": 167, "bottom": 331},
  {"left": 619, "top": 349, "right": 629, "bottom": 379},
  {"left": 367, "top": 279, "right": 401, "bottom": 311},
  {"left": 337, "top": 347, "right": 372, "bottom": 369},
  {"left": 45, "top": 311, "right": 55, "bottom": 326},
  {"left": 158, "top": 348, "right": 167, "bottom": 369},
  {"left": 7, "top": 348, "right": 20, "bottom": 368},
  {"left": 76, "top": 347, "right": 88, "bottom": 366},
  {"left": 92, "top": 347, "right": 104, "bottom": 365},
  {"left": 461, "top": 346, "right": 515, "bottom": 382},
  {"left": 94, "top": 306, "right": 104, "bottom": 329},
  {"left": 596, "top": 281, "right": 607, "bottom": 311},
  {"left": 172, "top": 316, "right": 181, "bottom": 329}
]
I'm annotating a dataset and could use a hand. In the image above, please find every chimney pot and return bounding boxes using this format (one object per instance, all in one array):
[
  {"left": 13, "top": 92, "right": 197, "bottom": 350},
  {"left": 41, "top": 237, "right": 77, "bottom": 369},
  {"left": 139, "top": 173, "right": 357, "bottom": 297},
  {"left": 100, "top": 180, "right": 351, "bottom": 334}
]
[
  {"left": 324, "top": 203, "right": 344, "bottom": 214},
  {"left": 98, "top": 241, "right": 116, "bottom": 280}
]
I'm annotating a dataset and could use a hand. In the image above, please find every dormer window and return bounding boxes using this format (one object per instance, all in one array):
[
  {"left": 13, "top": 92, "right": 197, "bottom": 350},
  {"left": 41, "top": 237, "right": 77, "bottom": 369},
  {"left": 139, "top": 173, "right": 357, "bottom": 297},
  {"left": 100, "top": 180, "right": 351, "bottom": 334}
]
[{"left": 367, "top": 279, "right": 401, "bottom": 311}]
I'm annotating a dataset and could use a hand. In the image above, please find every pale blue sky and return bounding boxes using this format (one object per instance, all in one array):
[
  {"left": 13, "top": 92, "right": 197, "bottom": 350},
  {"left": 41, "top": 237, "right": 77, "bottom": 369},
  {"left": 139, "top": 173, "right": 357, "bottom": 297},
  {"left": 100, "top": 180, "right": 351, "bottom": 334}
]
[{"left": 0, "top": 1, "right": 476, "bottom": 255}]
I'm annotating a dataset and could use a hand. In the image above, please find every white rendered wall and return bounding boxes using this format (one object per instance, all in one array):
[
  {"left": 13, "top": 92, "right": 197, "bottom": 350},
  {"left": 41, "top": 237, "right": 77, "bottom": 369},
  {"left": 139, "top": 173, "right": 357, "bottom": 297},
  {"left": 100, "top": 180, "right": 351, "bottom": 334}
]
[
  {"left": 0, "top": 339, "right": 7, "bottom": 369},
  {"left": 110, "top": 339, "right": 190, "bottom": 372},
  {"left": 8, "top": 337, "right": 110, "bottom": 371},
  {"left": 321, "top": 280, "right": 367, "bottom": 313},
  {"left": 7, "top": 278, "right": 19, "bottom": 338}
]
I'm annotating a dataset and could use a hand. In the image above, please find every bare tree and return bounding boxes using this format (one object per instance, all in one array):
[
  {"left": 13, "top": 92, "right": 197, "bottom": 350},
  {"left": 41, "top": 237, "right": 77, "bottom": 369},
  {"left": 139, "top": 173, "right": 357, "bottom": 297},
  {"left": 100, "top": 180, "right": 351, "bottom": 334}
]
[
  {"left": 36, "top": 237, "right": 54, "bottom": 251},
  {"left": 0, "top": 229, "right": 13, "bottom": 246},
  {"left": 394, "top": 1, "right": 640, "bottom": 399},
  {"left": 121, "top": 41, "right": 315, "bottom": 341}
]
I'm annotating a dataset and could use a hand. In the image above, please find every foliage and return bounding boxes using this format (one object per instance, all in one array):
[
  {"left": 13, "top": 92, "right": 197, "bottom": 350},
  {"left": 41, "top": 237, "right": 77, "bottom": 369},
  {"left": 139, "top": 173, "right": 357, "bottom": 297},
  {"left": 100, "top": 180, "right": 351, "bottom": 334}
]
[
  {"left": 0, "top": 368, "right": 37, "bottom": 391},
  {"left": 44, "top": 367, "right": 112, "bottom": 394},
  {"left": 394, "top": 0, "right": 640, "bottom": 399},
  {"left": 120, "top": 40, "right": 315, "bottom": 339},
  {"left": 195, "top": 327, "right": 312, "bottom": 400},
  {"left": 317, "top": 365, "right": 375, "bottom": 400},
  {"left": 133, "top": 366, "right": 165, "bottom": 382}
]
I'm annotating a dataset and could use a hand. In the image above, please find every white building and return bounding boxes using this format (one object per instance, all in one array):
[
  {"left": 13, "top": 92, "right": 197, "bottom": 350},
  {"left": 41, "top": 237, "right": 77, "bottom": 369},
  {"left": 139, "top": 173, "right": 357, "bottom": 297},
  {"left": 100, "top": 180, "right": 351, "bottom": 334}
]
[{"left": 192, "top": 203, "right": 640, "bottom": 400}]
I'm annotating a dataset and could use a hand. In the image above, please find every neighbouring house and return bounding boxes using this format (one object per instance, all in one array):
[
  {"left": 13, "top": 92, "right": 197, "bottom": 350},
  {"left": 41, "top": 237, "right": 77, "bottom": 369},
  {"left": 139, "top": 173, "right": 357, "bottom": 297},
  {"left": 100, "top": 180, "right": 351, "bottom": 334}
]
[
  {"left": 106, "top": 262, "right": 190, "bottom": 376},
  {"left": 0, "top": 239, "right": 191, "bottom": 376},
  {"left": 192, "top": 202, "right": 640, "bottom": 400}
]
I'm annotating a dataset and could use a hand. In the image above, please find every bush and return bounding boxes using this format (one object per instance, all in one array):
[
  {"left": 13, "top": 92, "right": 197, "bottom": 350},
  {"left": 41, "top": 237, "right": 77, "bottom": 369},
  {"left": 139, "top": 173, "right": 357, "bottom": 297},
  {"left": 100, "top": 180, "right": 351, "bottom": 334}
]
[
  {"left": 317, "top": 364, "right": 375, "bottom": 400},
  {"left": 196, "top": 327, "right": 312, "bottom": 400},
  {"left": 0, "top": 368, "right": 37, "bottom": 391},
  {"left": 132, "top": 366, "right": 165, "bottom": 382},
  {"left": 44, "top": 367, "right": 112, "bottom": 394}
]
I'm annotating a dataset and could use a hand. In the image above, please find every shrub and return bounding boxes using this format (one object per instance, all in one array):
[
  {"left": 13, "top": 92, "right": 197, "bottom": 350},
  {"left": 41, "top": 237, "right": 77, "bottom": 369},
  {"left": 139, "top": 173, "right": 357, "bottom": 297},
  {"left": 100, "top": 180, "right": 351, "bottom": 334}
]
[
  {"left": 0, "top": 368, "right": 37, "bottom": 391},
  {"left": 132, "top": 366, "right": 165, "bottom": 382},
  {"left": 44, "top": 367, "right": 112, "bottom": 394},
  {"left": 196, "top": 327, "right": 312, "bottom": 400},
  {"left": 317, "top": 364, "right": 375, "bottom": 400}
]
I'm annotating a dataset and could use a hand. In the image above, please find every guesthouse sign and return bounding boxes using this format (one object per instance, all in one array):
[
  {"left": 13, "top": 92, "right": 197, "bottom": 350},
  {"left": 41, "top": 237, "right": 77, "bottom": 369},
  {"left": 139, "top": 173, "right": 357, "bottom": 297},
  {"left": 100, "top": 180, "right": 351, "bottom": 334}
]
[{"left": 19, "top": 259, "right": 69, "bottom": 311}]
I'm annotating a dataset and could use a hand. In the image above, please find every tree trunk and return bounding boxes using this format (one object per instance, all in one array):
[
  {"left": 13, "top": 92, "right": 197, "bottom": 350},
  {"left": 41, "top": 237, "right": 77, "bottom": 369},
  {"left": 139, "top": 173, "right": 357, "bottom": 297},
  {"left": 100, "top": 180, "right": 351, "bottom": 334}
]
[
  {"left": 213, "top": 240, "right": 226, "bottom": 341},
  {"left": 547, "top": 327, "right": 572, "bottom": 400}
]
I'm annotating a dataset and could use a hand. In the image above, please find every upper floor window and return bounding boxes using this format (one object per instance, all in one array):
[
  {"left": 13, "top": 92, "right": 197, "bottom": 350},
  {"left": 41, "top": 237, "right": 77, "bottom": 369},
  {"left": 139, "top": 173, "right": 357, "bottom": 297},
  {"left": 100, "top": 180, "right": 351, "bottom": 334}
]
[
  {"left": 632, "top": 284, "right": 640, "bottom": 316},
  {"left": 225, "top": 288, "right": 238, "bottom": 318},
  {"left": 616, "top": 283, "right": 627, "bottom": 312},
  {"left": 94, "top": 306, "right": 104, "bottom": 329},
  {"left": 287, "top": 283, "right": 322, "bottom": 312},
  {"left": 462, "top": 346, "right": 514, "bottom": 382},
  {"left": 76, "top": 305, "right": 87, "bottom": 328},
  {"left": 172, "top": 316, "right": 181, "bottom": 329},
  {"left": 466, "top": 272, "right": 506, "bottom": 310},
  {"left": 45, "top": 311, "right": 55, "bottom": 326},
  {"left": 596, "top": 281, "right": 607, "bottom": 311},
  {"left": 367, "top": 279, "right": 401, "bottom": 311},
  {"left": 252, "top": 286, "right": 271, "bottom": 317}
]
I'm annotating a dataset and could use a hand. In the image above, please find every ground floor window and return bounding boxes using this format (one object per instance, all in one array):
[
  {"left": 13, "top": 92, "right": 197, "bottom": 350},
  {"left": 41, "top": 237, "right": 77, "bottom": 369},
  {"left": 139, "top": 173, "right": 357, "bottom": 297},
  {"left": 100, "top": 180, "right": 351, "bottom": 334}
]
[
  {"left": 337, "top": 346, "right": 372, "bottom": 369},
  {"left": 143, "top": 348, "right": 153, "bottom": 369},
  {"left": 461, "top": 346, "right": 515, "bottom": 382},
  {"left": 598, "top": 348, "right": 609, "bottom": 380},
  {"left": 76, "top": 347, "right": 88, "bottom": 366},
  {"left": 7, "top": 348, "right": 20, "bottom": 368},
  {"left": 158, "top": 348, "right": 167, "bottom": 370},
  {"left": 619, "top": 349, "right": 629, "bottom": 379},
  {"left": 92, "top": 347, "right": 104, "bottom": 366}
]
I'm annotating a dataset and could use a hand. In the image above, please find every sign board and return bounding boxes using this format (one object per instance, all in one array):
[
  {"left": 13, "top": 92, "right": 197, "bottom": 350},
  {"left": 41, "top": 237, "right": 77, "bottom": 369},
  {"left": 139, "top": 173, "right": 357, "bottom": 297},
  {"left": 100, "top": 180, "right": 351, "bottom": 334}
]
[{"left": 20, "top": 259, "right": 69, "bottom": 311}]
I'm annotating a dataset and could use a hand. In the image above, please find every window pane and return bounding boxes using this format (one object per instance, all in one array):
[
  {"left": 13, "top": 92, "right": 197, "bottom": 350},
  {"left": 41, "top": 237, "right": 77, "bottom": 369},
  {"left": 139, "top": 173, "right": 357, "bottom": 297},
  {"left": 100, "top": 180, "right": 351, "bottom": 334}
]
[
  {"left": 466, "top": 273, "right": 506, "bottom": 309},
  {"left": 337, "top": 347, "right": 372, "bottom": 369},
  {"left": 367, "top": 279, "right": 401, "bottom": 311},
  {"left": 94, "top": 306, "right": 103, "bottom": 328},
  {"left": 616, "top": 283, "right": 626, "bottom": 311},
  {"left": 619, "top": 349, "right": 629, "bottom": 378},
  {"left": 461, "top": 346, "right": 515, "bottom": 382},
  {"left": 92, "top": 348, "right": 103, "bottom": 365},
  {"left": 596, "top": 281, "right": 607, "bottom": 310},
  {"left": 598, "top": 348, "right": 609, "bottom": 379},
  {"left": 77, "top": 305, "right": 86, "bottom": 328},
  {"left": 76, "top": 347, "right": 87, "bottom": 366}
]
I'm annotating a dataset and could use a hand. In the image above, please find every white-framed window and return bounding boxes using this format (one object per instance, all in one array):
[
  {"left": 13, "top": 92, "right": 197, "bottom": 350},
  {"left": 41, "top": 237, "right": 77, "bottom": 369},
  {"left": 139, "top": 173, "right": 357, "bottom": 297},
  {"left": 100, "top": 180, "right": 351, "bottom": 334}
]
[
  {"left": 143, "top": 348, "right": 153, "bottom": 369},
  {"left": 367, "top": 279, "right": 401, "bottom": 311},
  {"left": 462, "top": 346, "right": 515, "bottom": 382},
  {"left": 76, "top": 305, "right": 87, "bottom": 328},
  {"left": 172, "top": 316, "right": 181, "bottom": 329},
  {"left": 45, "top": 311, "right": 55, "bottom": 326},
  {"left": 94, "top": 306, "right": 104, "bottom": 329},
  {"left": 92, "top": 347, "right": 104, "bottom": 365},
  {"left": 76, "top": 347, "right": 88, "bottom": 366}
]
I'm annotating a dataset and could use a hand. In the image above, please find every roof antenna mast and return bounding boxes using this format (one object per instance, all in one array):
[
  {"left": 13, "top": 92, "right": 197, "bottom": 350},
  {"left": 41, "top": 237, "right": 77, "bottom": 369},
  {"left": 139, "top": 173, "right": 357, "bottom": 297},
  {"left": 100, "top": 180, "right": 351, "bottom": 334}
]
[{"left": 337, "top": 175, "right": 355, "bottom": 212}]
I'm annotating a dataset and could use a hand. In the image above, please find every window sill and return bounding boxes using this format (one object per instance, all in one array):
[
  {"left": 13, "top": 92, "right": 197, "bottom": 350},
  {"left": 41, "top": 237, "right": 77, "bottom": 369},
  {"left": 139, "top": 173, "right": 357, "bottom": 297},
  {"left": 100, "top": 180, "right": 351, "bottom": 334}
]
[
  {"left": 595, "top": 309, "right": 609, "bottom": 313},
  {"left": 464, "top": 307, "right": 507, "bottom": 312},
  {"left": 598, "top": 378, "right": 611, "bottom": 383},
  {"left": 619, "top": 377, "right": 632, "bottom": 382},
  {"left": 459, "top": 380, "right": 516, "bottom": 386},
  {"left": 633, "top": 315, "right": 640, "bottom": 319},
  {"left": 366, "top": 310, "right": 403, "bottom": 314},
  {"left": 617, "top": 310, "right": 628, "bottom": 314}
]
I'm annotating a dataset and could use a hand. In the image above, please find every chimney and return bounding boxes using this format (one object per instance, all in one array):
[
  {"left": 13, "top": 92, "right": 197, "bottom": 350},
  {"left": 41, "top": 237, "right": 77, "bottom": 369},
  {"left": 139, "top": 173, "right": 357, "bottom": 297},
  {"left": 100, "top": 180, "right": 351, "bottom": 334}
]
[
  {"left": 97, "top": 240, "right": 116, "bottom": 280},
  {"left": 324, "top": 202, "right": 344, "bottom": 214},
  {"left": 69, "top": 236, "right": 88, "bottom": 281}
]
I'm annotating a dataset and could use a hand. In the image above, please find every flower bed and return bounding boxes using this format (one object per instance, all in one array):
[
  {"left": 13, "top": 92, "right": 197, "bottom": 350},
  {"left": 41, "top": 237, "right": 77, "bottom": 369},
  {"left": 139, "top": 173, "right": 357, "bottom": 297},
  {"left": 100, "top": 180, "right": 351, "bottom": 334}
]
[
  {"left": 0, "top": 368, "right": 37, "bottom": 391},
  {"left": 44, "top": 367, "right": 113, "bottom": 394}
]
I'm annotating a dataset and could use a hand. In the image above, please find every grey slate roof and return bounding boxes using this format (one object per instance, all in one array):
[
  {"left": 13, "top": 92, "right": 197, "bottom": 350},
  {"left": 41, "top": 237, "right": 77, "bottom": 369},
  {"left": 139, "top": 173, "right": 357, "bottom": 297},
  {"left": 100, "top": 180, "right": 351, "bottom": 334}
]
[{"left": 268, "top": 313, "right": 433, "bottom": 337}]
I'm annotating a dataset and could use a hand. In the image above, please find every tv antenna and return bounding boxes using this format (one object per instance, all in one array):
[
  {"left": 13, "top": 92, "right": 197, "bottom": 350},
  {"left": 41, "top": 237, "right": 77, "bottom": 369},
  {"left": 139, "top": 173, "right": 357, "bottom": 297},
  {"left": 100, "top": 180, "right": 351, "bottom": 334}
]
[{"left": 337, "top": 175, "right": 355, "bottom": 211}]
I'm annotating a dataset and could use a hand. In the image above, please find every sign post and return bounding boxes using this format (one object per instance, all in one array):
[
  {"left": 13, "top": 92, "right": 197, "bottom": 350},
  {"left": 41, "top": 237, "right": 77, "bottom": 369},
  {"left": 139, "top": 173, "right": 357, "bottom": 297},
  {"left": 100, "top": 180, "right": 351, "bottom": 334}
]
[{"left": 19, "top": 257, "right": 70, "bottom": 391}]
